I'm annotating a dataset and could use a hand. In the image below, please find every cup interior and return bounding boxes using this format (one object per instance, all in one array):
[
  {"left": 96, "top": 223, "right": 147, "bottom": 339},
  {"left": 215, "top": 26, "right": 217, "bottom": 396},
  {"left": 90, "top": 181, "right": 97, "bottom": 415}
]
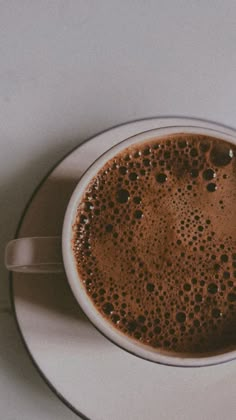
[{"left": 62, "top": 125, "right": 236, "bottom": 367}]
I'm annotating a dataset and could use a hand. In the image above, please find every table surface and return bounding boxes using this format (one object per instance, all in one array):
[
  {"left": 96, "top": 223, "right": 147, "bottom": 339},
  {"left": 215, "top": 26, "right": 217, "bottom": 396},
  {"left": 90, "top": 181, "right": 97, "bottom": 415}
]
[{"left": 1, "top": 1, "right": 236, "bottom": 419}]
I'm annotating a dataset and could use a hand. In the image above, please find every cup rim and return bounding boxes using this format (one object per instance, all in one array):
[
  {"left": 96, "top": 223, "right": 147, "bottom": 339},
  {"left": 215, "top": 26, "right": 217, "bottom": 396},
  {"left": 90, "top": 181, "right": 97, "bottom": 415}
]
[{"left": 62, "top": 124, "right": 236, "bottom": 367}]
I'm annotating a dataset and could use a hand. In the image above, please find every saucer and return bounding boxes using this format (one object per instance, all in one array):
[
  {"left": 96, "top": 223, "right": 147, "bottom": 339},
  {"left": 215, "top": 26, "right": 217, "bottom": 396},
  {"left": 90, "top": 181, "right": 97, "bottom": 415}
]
[{"left": 11, "top": 118, "right": 236, "bottom": 420}]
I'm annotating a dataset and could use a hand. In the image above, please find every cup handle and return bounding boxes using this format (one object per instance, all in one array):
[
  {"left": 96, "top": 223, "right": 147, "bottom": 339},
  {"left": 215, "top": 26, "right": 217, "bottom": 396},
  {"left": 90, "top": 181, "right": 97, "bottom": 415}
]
[{"left": 5, "top": 237, "right": 64, "bottom": 273}]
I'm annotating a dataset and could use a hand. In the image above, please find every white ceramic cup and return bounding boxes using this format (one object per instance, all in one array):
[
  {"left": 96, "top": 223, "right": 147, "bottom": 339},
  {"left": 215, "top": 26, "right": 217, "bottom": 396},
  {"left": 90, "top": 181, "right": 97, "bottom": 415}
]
[{"left": 5, "top": 125, "right": 236, "bottom": 367}]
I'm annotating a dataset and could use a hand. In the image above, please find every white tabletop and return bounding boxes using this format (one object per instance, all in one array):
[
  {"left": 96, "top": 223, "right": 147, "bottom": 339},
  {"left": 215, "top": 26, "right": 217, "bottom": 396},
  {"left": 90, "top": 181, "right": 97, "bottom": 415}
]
[{"left": 1, "top": 1, "right": 236, "bottom": 419}]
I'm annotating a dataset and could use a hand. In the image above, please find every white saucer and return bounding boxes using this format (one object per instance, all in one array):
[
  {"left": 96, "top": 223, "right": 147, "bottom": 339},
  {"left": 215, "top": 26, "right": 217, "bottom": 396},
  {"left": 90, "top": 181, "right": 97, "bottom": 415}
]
[{"left": 11, "top": 118, "right": 236, "bottom": 420}]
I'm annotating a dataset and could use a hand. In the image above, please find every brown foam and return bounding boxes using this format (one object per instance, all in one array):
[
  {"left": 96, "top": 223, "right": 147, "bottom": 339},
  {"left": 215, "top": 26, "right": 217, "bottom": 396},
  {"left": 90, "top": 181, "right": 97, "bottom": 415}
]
[{"left": 72, "top": 134, "right": 236, "bottom": 355}]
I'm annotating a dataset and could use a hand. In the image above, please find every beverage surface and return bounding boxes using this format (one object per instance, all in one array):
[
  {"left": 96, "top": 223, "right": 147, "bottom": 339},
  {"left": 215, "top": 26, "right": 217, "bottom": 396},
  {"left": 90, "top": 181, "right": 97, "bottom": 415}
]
[{"left": 73, "top": 134, "right": 236, "bottom": 355}]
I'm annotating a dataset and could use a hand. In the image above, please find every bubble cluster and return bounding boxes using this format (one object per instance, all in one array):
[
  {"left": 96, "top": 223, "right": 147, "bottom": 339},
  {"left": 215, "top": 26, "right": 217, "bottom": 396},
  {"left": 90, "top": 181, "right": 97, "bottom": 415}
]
[{"left": 73, "top": 133, "right": 236, "bottom": 355}]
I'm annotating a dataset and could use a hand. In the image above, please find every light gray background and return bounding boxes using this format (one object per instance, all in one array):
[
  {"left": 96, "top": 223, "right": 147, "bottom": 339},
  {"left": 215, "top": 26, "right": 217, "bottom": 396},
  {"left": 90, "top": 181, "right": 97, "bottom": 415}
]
[{"left": 1, "top": 1, "right": 236, "bottom": 419}]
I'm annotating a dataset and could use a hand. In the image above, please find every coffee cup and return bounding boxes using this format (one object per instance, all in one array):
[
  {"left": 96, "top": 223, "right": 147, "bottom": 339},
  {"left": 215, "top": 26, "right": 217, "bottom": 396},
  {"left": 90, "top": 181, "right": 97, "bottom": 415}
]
[{"left": 5, "top": 126, "right": 236, "bottom": 367}]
